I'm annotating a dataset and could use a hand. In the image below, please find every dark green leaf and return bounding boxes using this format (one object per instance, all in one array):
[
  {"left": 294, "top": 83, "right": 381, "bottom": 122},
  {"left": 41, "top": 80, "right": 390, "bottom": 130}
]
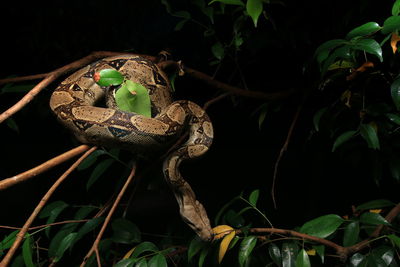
[
  {"left": 238, "top": 236, "right": 257, "bottom": 267},
  {"left": 360, "top": 123, "right": 380, "bottom": 150},
  {"left": 246, "top": 0, "right": 263, "bottom": 27},
  {"left": 346, "top": 22, "right": 381, "bottom": 40},
  {"left": 86, "top": 158, "right": 114, "bottom": 190},
  {"left": 148, "top": 254, "right": 167, "bottom": 267},
  {"left": 74, "top": 217, "right": 104, "bottom": 244},
  {"left": 211, "top": 42, "right": 225, "bottom": 60},
  {"left": 360, "top": 212, "right": 390, "bottom": 226},
  {"left": 380, "top": 248, "right": 395, "bottom": 265},
  {"left": 349, "top": 253, "right": 366, "bottom": 266},
  {"left": 313, "top": 107, "right": 328, "bottom": 132},
  {"left": 111, "top": 218, "right": 141, "bottom": 244},
  {"left": 382, "top": 16, "right": 400, "bottom": 34},
  {"left": 343, "top": 221, "right": 359, "bottom": 247},
  {"left": 45, "top": 201, "right": 69, "bottom": 237},
  {"left": 198, "top": 247, "right": 209, "bottom": 267},
  {"left": 312, "top": 245, "right": 325, "bottom": 264},
  {"left": 96, "top": 69, "right": 124, "bottom": 86},
  {"left": 115, "top": 80, "right": 151, "bottom": 117},
  {"left": 386, "top": 113, "right": 400, "bottom": 125},
  {"left": 295, "top": 249, "right": 310, "bottom": 267},
  {"left": 39, "top": 201, "right": 68, "bottom": 219},
  {"left": 6, "top": 118, "right": 19, "bottom": 133},
  {"left": 314, "top": 39, "right": 347, "bottom": 64},
  {"left": 224, "top": 209, "right": 245, "bottom": 228},
  {"left": 388, "top": 234, "right": 400, "bottom": 248},
  {"left": 367, "top": 253, "right": 388, "bottom": 267},
  {"left": 77, "top": 150, "right": 107, "bottom": 171},
  {"left": 0, "top": 230, "right": 19, "bottom": 252},
  {"left": 73, "top": 206, "right": 97, "bottom": 220},
  {"left": 174, "top": 19, "right": 189, "bottom": 31},
  {"left": 131, "top": 242, "right": 158, "bottom": 258},
  {"left": 268, "top": 243, "right": 282, "bottom": 266},
  {"left": 53, "top": 233, "right": 78, "bottom": 262},
  {"left": 173, "top": 10, "right": 191, "bottom": 19},
  {"left": 355, "top": 199, "right": 395, "bottom": 211},
  {"left": 353, "top": 38, "right": 383, "bottom": 62},
  {"left": 48, "top": 226, "right": 75, "bottom": 258},
  {"left": 258, "top": 106, "right": 268, "bottom": 129},
  {"left": 321, "top": 45, "right": 352, "bottom": 75},
  {"left": 209, "top": 0, "right": 244, "bottom": 6},
  {"left": 114, "top": 258, "right": 135, "bottom": 267},
  {"left": 299, "top": 214, "right": 344, "bottom": 238},
  {"left": 22, "top": 234, "right": 34, "bottom": 267},
  {"left": 332, "top": 130, "right": 357, "bottom": 152},
  {"left": 1, "top": 84, "right": 35, "bottom": 94},
  {"left": 188, "top": 236, "right": 207, "bottom": 262},
  {"left": 135, "top": 258, "right": 148, "bottom": 267},
  {"left": 393, "top": 0, "right": 400, "bottom": 15},
  {"left": 248, "top": 189, "right": 259, "bottom": 206},
  {"left": 391, "top": 77, "right": 400, "bottom": 111},
  {"left": 390, "top": 157, "right": 400, "bottom": 182},
  {"left": 228, "top": 236, "right": 240, "bottom": 250},
  {"left": 281, "top": 242, "right": 298, "bottom": 267}
]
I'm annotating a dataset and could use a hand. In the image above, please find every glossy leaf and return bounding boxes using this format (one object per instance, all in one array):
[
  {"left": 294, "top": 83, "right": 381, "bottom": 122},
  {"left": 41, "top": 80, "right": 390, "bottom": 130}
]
[
  {"left": 380, "top": 248, "right": 395, "bottom": 266},
  {"left": 382, "top": 16, "right": 400, "bottom": 34},
  {"left": 332, "top": 130, "right": 357, "bottom": 152},
  {"left": 111, "top": 218, "right": 141, "bottom": 244},
  {"left": 312, "top": 245, "right": 325, "bottom": 264},
  {"left": 48, "top": 227, "right": 75, "bottom": 258},
  {"left": 391, "top": 77, "right": 400, "bottom": 110},
  {"left": 360, "top": 123, "right": 380, "bottom": 150},
  {"left": 346, "top": 22, "right": 381, "bottom": 40},
  {"left": 314, "top": 39, "right": 347, "bottom": 64},
  {"left": 247, "top": 0, "right": 263, "bottom": 27},
  {"left": 349, "top": 253, "right": 365, "bottom": 266},
  {"left": 209, "top": 0, "right": 244, "bottom": 6},
  {"left": 238, "top": 236, "right": 257, "bottom": 267},
  {"left": 22, "top": 234, "right": 34, "bottom": 267},
  {"left": 0, "top": 230, "right": 19, "bottom": 252},
  {"left": 148, "top": 254, "right": 167, "bottom": 267},
  {"left": 282, "top": 242, "right": 298, "bottom": 267},
  {"left": 211, "top": 42, "right": 225, "bottom": 60},
  {"left": 115, "top": 80, "right": 151, "bottom": 117},
  {"left": 86, "top": 158, "right": 114, "bottom": 190},
  {"left": 135, "top": 258, "right": 148, "bottom": 267},
  {"left": 386, "top": 113, "right": 400, "bottom": 125},
  {"left": 355, "top": 199, "right": 394, "bottom": 211},
  {"left": 248, "top": 189, "right": 260, "bottom": 206},
  {"left": 300, "top": 214, "right": 344, "bottom": 238},
  {"left": 53, "top": 232, "right": 78, "bottom": 262},
  {"left": 393, "top": 0, "right": 400, "bottom": 15},
  {"left": 360, "top": 212, "right": 390, "bottom": 226},
  {"left": 343, "top": 221, "right": 359, "bottom": 247},
  {"left": 74, "top": 217, "right": 104, "bottom": 244},
  {"left": 39, "top": 201, "right": 68, "bottom": 218},
  {"left": 212, "top": 225, "right": 234, "bottom": 239},
  {"left": 77, "top": 150, "right": 107, "bottom": 170},
  {"left": 188, "top": 236, "right": 207, "bottom": 262},
  {"left": 388, "top": 234, "right": 400, "bottom": 248},
  {"left": 42, "top": 201, "right": 69, "bottom": 237},
  {"left": 353, "top": 38, "right": 383, "bottom": 62},
  {"left": 218, "top": 230, "right": 235, "bottom": 263},
  {"left": 224, "top": 209, "right": 245, "bottom": 228},
  {"left": 295, "top": 249, "right": 310, "bottom": 267},
  {"left": 114, "top": 258, "right": 135, "bottom": 267},
  {"left": 131, "top": 242, "right": 158, "bottom": 258},
  {"left": 268, "top": 243, "right": 282, "bottom": 266},
  {"left": 96, "top": 69, "right": 124, "bottom": 86},
  {"left": 73, "top": 206, "right": 97, "bottom": 220}
]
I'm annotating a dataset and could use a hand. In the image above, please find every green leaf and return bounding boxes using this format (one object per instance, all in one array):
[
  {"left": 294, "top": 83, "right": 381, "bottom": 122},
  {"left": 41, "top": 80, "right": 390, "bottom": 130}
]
[
  {"left": 39, "top": 201, "right": 68, "bottom": 219},
  {"left": 174, "top": 19, "right": 189, "bottom": 31},
  {"left": 114, "top": 258, "right": 135, "bottom": 267},
  {"left": 173, "top": 10, "right": 191, "bottom": 19},
  {"left": 360, "top": 123, "right": 380, "bottom": 150},
  {"left": 313, "top": 107, "right": 328, "bottom": 132},
  {"left": 386, "top": 113, "right": 400, "bottom": 125},
  {"left": 45, "top": 201, "right": 69, "bottom": 237},
  {"left": 268, "top": 243, "right": 282, "bottom": 266},
  {"left": 96, "top": 69, "right": 124, "bottom": 86},
  {"left": 248, "top": 189, "right": 259, "bottom": 206},
  {"left": 312, "top": 245, "right": 325, "bottom": 264},
  {"left": 299, "top": 214, "right": 344, "bottom": 238},
  {"left": 188, "top": 236, "right": 207, "bottom": 262},
  {"left": 209, "top": 0, "right": 244, "bottom": 6},
  {"left": 388, "top": 234, "right": 400, "bottom": 248},
  {"left": 77, "top": 150, "right": 107, "bottom": 170},
  {"left": 6, "top": 118, "right": 19, "bottom": 133},
  {"left": 22, "top": 234, "right": 34, "bottom": 267},
  {"left": 332, "top": 130, "right": 357, "bottom": 152},
  {"left": 48, "top": 227, "right": 75, "bottom": 258},
  {"left": 53, "top": 233, "right": 78, "bottom": 262},
  {"left": 224, "top": 209, "right": 245, "bottom": 228},
  {"left": 391, "top": 77, "right": 400, "bottom": 111},
  {"left": 295, "top": 249, "right": 310, "bottom": 267},
  {"left": 349, "top": 253, "right": 366, "bottom": 266},
  {"left": 211, "top": 42, "right": 225, "bottom": 60},
  {"left": 382, "top": 16, "right": 400, "bottom": 34},
  {"left": 0, "top": 230, "right": 19, "bottom": 253},
  {"left": 74, "top": 217, "right": 104, "bottom": 244},
  {"left": 73, "top": 206, "right": 97, "bottom": 220},
  {"left": 353, "top": 38, "right": 383, "bottom": 62},
  {"left": 281, "top": 242, "right": 298, "bottom": 267},
  {"left": 246, "top": 0, "right": 263, "bottom": 27},
  {"left": 135, "top": 258, "right": 148, "bottom": 267},
  {"left": 359, "top": 212, "right": 390, "bottom": 226},
  {"left": 393, "top": 0, "right": 400, "bottom": 15},
  {"left": 86, "top": 158, "right": 114, "bottom": 190},
  {"left": 148, "top": 254, "right": 167, "bottom": 267},
  {"left": 346, "top": 22, "right": 381, "bottom": 40},
  {"left": 314, "top": 39, "right": 347, "bottom": 64},
  {"left": 355, "top": 199, "right": 395, "bottom": 211},
  {"left": 198, "top": 247, "right": 209, "bottom": 267},
  {"left": 115, "top": 80, "right": 151, "bottom": 117},
  {"left": 238, "top": 236, "right": 257, "bottom": 267},
  {"left": 131, "top": 242, "right": 158, "bottom": 258},
  {"left": 111, "top": 218, "right": 141, "bottom": 244},
  {"left": 343, "top": 221, "right": 359, "bottom": 247},
  {"left": 379, "top": 248, "right": 395, "bottom": 266}
]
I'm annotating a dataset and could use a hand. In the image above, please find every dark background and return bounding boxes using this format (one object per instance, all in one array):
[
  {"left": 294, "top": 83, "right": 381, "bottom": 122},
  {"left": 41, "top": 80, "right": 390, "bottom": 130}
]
[{"left": 0, "top": 0, "right": 397, "bottom": 242}]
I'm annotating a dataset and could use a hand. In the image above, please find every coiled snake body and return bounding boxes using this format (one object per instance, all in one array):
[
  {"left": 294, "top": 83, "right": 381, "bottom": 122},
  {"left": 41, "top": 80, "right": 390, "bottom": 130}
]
[{"left": 50, "top": 55, "right": 213, "bottom": 240}]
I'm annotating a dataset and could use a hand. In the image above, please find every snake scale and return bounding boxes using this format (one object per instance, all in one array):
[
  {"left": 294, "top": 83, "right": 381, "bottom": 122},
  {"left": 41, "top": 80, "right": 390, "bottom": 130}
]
[{"left": 49, "top": 55, "right": 213, "bottom": 241}]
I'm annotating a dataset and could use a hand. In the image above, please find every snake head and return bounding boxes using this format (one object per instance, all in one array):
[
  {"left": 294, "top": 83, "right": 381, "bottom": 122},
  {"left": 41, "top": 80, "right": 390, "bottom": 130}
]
[{"left": 180, "top": 200, "right": 214, "bottom": 241}]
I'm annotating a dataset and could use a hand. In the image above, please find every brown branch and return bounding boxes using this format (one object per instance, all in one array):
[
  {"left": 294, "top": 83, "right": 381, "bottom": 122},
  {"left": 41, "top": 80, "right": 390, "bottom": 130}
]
[
  {"left": 157, "top": 60, "right": 296, "bottom": 100},
  {"left": 80, "top": 162, "right": 137, "bottom": 267},
  {"left": 0, "top": 146, "right": 97, "bottom": 267},
  {"left": 0, "top": 144, "right": 91, "bottom": 191},
  {"left": 0, "top": 219, "right": 90, "bottom": 231}
]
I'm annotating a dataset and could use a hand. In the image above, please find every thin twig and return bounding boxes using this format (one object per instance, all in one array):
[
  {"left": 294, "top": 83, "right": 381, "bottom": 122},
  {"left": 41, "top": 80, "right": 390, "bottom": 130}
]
[
  {"left": 0, "top": 145, "right": 91, "bottom": 191},
  {"left": 0, "top": 146, "right": 98, "bottom": 267},
  {"left": 80, "top": 162, "right": 137, "bottom": 267},
  {"left": 0, "top": 219, "right": 90, "bottom": 231}
]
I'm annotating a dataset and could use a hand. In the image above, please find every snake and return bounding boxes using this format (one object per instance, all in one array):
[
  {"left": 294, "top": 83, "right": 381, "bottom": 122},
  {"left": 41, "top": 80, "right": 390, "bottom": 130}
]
[{"left": 49, "top": 55, "right": 214, "bottom": 241}]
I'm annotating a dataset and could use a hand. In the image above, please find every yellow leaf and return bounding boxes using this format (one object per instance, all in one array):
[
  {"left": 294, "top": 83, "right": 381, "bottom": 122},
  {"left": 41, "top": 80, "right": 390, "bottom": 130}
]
[
  {"left": 370, "top": 209, "right": 382, "bottom": 214},
  {"left": 306, "top": 249, "right": 316, "bottom": 256},
  {"left": 218, "top": 230, "right": 236, "bottom": 263},
  {"left": 123, "top": 247, "right": 136, "bottom": 259},
  {"left": 212, "top": 225, "right": 234, "bottom": 240},
  {"left": 391, "top": 33, "right": 400, "bottom": 54}
]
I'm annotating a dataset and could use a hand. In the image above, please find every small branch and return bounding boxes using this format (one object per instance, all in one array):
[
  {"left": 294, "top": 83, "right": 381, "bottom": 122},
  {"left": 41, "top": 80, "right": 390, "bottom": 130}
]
[
  {"left": 0, "top": 146, "right": 97, "bottom": 267},
  {"left": 0, "top": 219, "right": 90, "bottom": 231},
  {"left": 0, "top": 73, "right": 48, "bottom": 84},
  {"left": 80, "top": 162, "right": 137, "bottom": 267},
  {"left": 0, "top": 145, "right": 91, "bottom": 191},
  {"left": 203, "top": 93, "right": 230, "bottom": 110}
]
